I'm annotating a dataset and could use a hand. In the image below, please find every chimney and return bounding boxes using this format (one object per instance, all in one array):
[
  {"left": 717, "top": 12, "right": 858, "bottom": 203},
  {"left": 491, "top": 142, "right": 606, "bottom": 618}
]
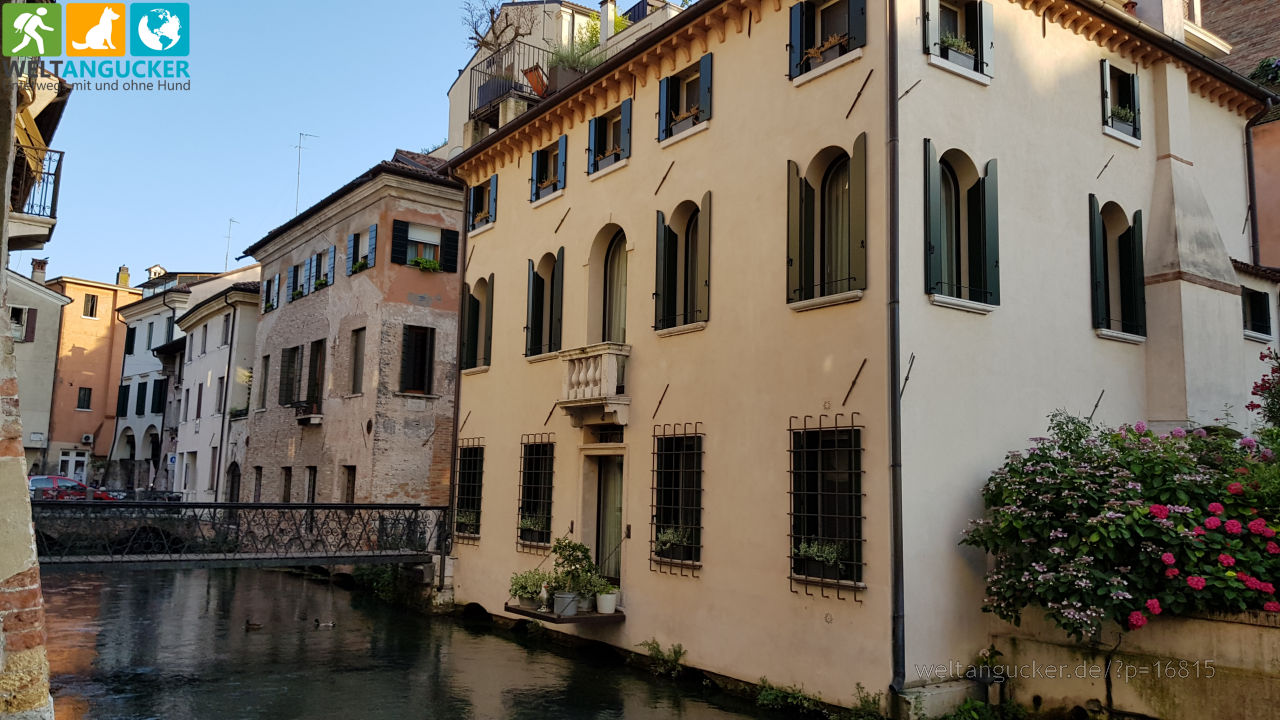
[
  {"left": 1134, "top": 0, "right": 1185, "bottom": 39},
  {"left": 601, "top": 0, "right": 616, "bottom": 46},
  {"left": 30, "top": 257, "right": 46, "bottom": 284},
  {"left": 116, "top": 265, "right": 130, "bottom": 287}
]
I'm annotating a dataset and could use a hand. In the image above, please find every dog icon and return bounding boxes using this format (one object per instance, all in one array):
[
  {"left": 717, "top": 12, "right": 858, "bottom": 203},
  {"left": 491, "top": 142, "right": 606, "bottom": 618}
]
[{"left": 71, "top": 6, "right": 119, "bottom": 51}]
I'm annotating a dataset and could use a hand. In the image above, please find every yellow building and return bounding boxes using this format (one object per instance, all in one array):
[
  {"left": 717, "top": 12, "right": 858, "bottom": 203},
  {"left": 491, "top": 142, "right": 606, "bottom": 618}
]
[{"left": 445, "top": 0, "right": 1277, "bottom": 712}]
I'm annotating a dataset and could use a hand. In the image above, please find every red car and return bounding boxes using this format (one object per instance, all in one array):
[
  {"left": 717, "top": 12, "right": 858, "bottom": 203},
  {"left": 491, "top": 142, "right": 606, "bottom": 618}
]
[{"left": 28, "top": 475, "right": 117, "bottom": 501}]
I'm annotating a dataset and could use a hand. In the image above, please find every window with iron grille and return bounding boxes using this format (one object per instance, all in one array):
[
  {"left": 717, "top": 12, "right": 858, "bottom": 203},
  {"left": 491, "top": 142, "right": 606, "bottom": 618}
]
[
  {"left": 651, "top": 424, "right": 703, "bottom": 570},
  {"left": 518, "top": 436, "right": 554, "bottom": 546},
  {"left": 456, "top": 439, "right": 485, "bottom": 541},
  {"left": 789, "top": 416, "right": 863, "bottom": 587}
]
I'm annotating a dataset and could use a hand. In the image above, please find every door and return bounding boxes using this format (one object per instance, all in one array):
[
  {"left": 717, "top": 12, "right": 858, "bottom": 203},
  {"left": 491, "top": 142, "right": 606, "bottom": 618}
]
[
  {"left": 225, "top": 462, "right": 241, "bottom": 503},
  {"left": 596, "top": 456, "right": 624, "bottom": 584}
]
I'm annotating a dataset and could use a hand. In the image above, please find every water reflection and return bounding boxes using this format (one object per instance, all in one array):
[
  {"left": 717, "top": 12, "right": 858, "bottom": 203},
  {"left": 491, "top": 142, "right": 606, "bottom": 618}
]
[{"left": 43, "top": 569, "right": 769, "bottom": 720}]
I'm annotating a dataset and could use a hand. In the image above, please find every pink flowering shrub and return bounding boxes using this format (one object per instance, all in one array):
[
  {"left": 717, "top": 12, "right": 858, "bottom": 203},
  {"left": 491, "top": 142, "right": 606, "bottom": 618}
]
[{"left": 963, "top": 412, "right": 1280, "bottom": 640}]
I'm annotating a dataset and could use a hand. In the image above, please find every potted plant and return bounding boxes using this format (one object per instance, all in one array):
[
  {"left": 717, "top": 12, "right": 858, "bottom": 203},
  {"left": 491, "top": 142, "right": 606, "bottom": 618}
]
[
  {"left": 470, "top": 210, "right": 490, "bottom": 229},
  {"left": 314, "top": 277, "right": 329, "bottom": 289},
  {"left": 940, "top": 32, "right": 976, "bottom": 71},
  {"left": 547, "top": 538, "right": 598, "bottom": 615},
  {"left": 352, "top": 258, "right": 369, "bottom": 273},
  {"left": 546, "top": 571, "right": 579, "bottom": 616},
  {"left": 668, "top": 105, "right": 701, "bottom": 137},
  {"left": 536, "top": 175, "right": 559, "bottom": 199},
  {"left": 409, "top": 257, "right": 443, "bottom": 272},
  {"left": 509, "top": 568, "right": 550, "bottom": 610},
  {"left": 595, "top": 145, "right": 623, "bottom": 171},
  {"left": 263, "top": 301, "right": 275, "bottom": 312},
  {"left": 654, "top": 526, "right": 694, "bottom": 562},
  {"left": 1109, "top": 105, "right": 1136, "bottom": 136},
  {"left": 547, "top": 40, "right": 603, "bottom": 91},
  {"left": 518, "top": 514, "right": 548, "bottom": 543},
  {"left": 291, "top": 289, "right": 304, "bottom": 301},
  {"left": 793, "top": 539, "right": 845, "bottom": 580},
  {"left": 805, "top": 32, "right": 849, "bottom": 66},
  {"left": 456, "top": 511, "right": 479, "bottom": 536},
  {"left": 595, "top": 578, "right": 620, "bottom": 615}
]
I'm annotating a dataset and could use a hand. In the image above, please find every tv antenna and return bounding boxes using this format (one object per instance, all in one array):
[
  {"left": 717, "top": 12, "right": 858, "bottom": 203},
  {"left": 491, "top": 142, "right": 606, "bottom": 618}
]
[
  {"left": 293, "top": 132, "right": 318, "bottom": 215},
  {"left": 223, "top": 218, "right": 239, "bottom": 271}
]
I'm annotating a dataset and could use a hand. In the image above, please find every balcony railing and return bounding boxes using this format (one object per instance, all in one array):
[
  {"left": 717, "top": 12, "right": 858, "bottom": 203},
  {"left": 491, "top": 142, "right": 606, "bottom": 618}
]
[
  {"left": 294, "top": 399, "right": 323, "bottom": 425},
  {"left": 557, "top": 343, "right": 631, "bottom": 427},
  {"left": 11, "top": 144, "right": 62, "bottom": 219},
  {"left": 469, "top": 40, "right": 552, "bottom": 123}
]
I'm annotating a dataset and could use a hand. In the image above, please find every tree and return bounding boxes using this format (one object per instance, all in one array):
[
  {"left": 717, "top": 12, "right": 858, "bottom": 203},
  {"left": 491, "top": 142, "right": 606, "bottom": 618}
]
[{"left": 462, "top": 0, "right": 537, "bottom": 51}]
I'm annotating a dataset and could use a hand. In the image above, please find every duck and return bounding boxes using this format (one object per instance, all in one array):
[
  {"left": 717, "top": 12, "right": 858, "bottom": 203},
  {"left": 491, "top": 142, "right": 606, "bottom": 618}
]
[
  {"left": 314, "top": 619, "right": 335, "bottom": 629},
  {"left": 244, "top": 619, "right": 264, "bottom": 632}
]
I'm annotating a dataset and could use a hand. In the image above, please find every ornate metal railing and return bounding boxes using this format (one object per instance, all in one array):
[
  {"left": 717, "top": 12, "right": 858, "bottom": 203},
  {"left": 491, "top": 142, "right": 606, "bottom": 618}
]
[
  {"left": 468, "top": 40, "right": 551, "bottom": 122},
  {"left": 11, "top": 144, "right": 62, "bottom": 219},
  {"left": 31, "top": 502, "right": 447, "bottom": 569}
]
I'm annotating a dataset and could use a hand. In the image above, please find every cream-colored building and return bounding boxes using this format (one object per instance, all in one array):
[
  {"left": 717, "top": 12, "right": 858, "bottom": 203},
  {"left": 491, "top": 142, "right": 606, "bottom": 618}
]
[
  {"left": 445, "top": 0, "right": 1277, "bottom": 712},
  {"left": 8, "top": 261, "right": 70, "bottom": 475}
]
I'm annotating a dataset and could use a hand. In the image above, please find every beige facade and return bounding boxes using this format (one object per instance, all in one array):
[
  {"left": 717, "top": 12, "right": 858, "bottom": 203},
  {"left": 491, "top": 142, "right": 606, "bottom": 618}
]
[
  {"left": 7, "top": 266, "right": 69, "bottom": 475},
  {"left": 242, "top": 153, "right": 464, "bottom": 508},
  {"left": 446, "top": 0, "right": 1276, "bottom": 710}
]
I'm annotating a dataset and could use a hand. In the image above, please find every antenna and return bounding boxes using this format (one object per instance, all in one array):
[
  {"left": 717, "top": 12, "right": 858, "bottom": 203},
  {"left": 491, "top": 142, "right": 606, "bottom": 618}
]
[
  {"left": 223, "top": 218, "right": 239, "bottom": 272},
  {"left": 293, "top": 132, "right": 319, "bottom": 215}
]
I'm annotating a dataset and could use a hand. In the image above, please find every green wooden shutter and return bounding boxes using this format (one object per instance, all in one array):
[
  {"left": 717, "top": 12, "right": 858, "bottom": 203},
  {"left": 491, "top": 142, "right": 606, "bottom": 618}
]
[
  {"left": 656, "top": 210, "right": 669, "bottom": 327},
  {"left": 117, "top": 385, "right": 130, "bottom": 418},
  {"left": 390, "top": 220, "right": 409, "bottom": 265},
  {"left": 152, "top": 378, "right": 166, "bottom": 414},
  {"left": 1089, "top": 194, "right": 1108, "bottom": 329},
  {"left": 556, "top": 135, "right": 568, "bottom": 191},
  {"left": 620, "top": 99, "right": 633, "bottom": 159},
  {"left": 346, "top": 234, "right": 355, "bottom": 275},
  {"left": 851, "top": 133, "right": 868, "bottom": 291},
  {"left": 1123, "top": 210, "right": 1146, "bottom": 335},
  {"left": 526, "top": 259, "right": 539, "bottom": 356},
  {"left": 463, "top": 286, "right": 477, "bottom": 370},
  {"left": 696, "top": 190, "right": 712, "bottom": 321},
  {"left": 981, "top": 159, "right": 1000, "bottom": 305},
  {"left": 1100, "top": 59, "right": 1111, "bottom": 127},
  {"left": 587, "top": 117, "right": 599, "bottom": 173},
  {"left": 530, "top": 150, "right": 541, "bottom": 202},
  {"left": 658, "top": 77, "right": 672, "bottom": 140},
  {"left": 22, "top": 308, "right": 35, "bottom": 343},
  {"left": 425, "top": 327, "right": 436, "bottom": 394},
  {"left": 848, "top": 0, "right": 867, "bottom": 51},
  {"left": 1130, "top": 71, "right": 1141, "bottom": 140},
  {"left": 924, "top": 0, "right": 939, "bottom": 54},
  {"left": 787, "top": 160, "right": 803, "bottom": 302},
  {"left": 789, "top": 2, "right": 814, "bottom": 78},
  {"left": 802, "top": 175, "right": 815, "bottom": 298},
  {"left": 551, "top": 246, "right": 564, "bottom": 351},
  {"left": 484, "top": 273, "right": 495, "bottom": 366},
  {"left": 698, "top": 54, "right": 713, "bottom": 122},
  {"left": 977, "top": 1, "right": 994, "bottom": 74},
  {"left": 135, "top": 382, "right": 147, "bottom": 416},
  {"left": 367, "top": 224, "right": 378, "bottom": 267},
  {"left": 924, "top": 139, "right": 942, "bottom": 295},
  {"left": 488, "top": 176, "right": 498, "bottom": 222},
  {"left": 125, "top": 326, "right": 136, "bottom": 354},
  {"left": 441, "top": 229, "right": 459, "bottom": 272}
]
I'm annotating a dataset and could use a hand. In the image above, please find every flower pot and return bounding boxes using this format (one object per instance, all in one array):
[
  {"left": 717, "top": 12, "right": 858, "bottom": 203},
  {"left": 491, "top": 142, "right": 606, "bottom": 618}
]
[
  {"left": 1110, "top": 119, "right": 1135, "bottom": 137},
  {"left": 579, "top": 593, "right": 596, "bottom": 613},
  {"left": 552, "top": 592, "right": 579, "bottom": 616},
  {"left": 519, "top": 528, "right": 545, "bottom": 544},
  {"left": 518, "top": 596, "right": 539, "bottom": 610},
  {"left": 941, "top": 46, "right": 976, "bottom": 72},
  {"left": 819, "top": 44, "right": 845, "bottom": 64},
  {"left": 795, "top": 558, "right": 840, "bottom": 580},
  {"left": 549, "top": 66, "right": 584, "bottom": 93},
  {"left": 596, "top": 592, "right": 619, "bottom": 614},
  {"left": 669, "top": 115, "right": 698, "bottom": 137}
]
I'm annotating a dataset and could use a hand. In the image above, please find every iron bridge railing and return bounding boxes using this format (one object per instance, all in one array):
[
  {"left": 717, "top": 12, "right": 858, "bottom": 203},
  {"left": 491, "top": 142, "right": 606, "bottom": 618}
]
[{"left": 31, "top": 501, "right": 448, "bottom": 569}]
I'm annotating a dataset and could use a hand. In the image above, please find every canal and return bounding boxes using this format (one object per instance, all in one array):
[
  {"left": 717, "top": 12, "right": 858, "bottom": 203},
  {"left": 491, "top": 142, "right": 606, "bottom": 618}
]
[{"left": 42, "top": 569, "right": 776, "bottom": 720}]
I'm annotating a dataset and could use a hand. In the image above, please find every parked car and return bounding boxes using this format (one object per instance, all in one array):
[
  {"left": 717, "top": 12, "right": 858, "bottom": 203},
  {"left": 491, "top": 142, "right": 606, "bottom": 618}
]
[{"left": 28, "top": 475, "right": 117, "bottom": 501}]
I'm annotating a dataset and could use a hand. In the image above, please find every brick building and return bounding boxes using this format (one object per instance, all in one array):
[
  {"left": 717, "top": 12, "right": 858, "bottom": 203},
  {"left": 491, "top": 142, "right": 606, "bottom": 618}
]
[{"left": 240, "top": 151, "right": 464, "bottom": 507}]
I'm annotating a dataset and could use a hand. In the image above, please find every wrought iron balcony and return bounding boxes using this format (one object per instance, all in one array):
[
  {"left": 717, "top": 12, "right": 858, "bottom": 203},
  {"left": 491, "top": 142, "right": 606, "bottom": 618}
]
[
  {"left": 9, "top": 144, "right": 63, "bottom": 250},
  {"left": 557, "top": 342, "right": 630, "bottom": 428},
  {"left": 469, "top": 40, "right": 551, "bottom": 125}
]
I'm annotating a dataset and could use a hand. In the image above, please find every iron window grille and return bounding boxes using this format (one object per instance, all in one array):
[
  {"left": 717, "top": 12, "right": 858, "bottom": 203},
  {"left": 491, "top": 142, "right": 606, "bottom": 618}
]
[
  {"left": 517, "top": 435, "right": 555, "bottom": 551},
  {"left": 455, "top": 439, "right": 485, "bottom": 543},
  {"left": 788, "top": 414, "right": 865, "bottom": 599},
  {"left": 651, "top": 423, "right": 704, "bottom": 576}
]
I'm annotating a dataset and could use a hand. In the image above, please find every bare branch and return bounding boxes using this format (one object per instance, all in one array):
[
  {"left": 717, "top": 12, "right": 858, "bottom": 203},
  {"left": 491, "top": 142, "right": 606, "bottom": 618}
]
[{"left": 462, "top": 0, "right": 538, "bottom": 51}]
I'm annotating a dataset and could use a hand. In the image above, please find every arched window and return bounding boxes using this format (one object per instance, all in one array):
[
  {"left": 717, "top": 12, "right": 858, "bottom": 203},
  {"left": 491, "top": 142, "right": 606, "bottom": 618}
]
[
  {"left": 525, "top": 249, "right": 563, "bottom": 357},
  {"left": 655, "top": 193, "right": 712, "bottom": 330},
  {"left": 603, "top": 231, "right": 628, "bottom": 343},
  {"left": 822, "top": 156, "right": 851, "bottom": 295},
  {"left": 462, "top": 275, "right": 494, "bottom": 369},
  {"left": 787, "top": 134, "right": 867, "bottom": 303},
  {"left": 924, "top": 140, "right": 999, "bottom": 305},
  {"left": 1089, "top": 196, "right": 1145, "bottom": 336},
  {"left": 939, "top": 161, "right": 960, "bottom": 293}
]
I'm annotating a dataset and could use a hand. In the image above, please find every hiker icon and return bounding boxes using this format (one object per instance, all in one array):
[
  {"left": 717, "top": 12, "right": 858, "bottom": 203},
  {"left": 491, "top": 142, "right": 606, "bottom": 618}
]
[{"left": 11, "top": 7, "right": 54, "bottom": 55}]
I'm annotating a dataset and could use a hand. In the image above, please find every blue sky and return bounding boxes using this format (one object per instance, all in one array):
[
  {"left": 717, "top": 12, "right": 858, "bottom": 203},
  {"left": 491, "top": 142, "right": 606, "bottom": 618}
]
[{"left": 14, "top": 0, "right": 475, "bottom": 282}]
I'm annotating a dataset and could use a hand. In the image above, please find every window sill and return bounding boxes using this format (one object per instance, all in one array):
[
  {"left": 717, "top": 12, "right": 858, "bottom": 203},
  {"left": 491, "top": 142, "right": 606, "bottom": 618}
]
[
  {"left": 792, "top": 48, "right": 864, "bottom": 88},
  {"left": 525, "top": 352, "right": 560, "bottom": 364},
  {"left": 531, "top": 188, "right": 564, "bottom": 209},
  {"left": 1096, "top": 328, "right": 1147, "bottom": 345},
  {"left": 658, "top": 119, "right": 710, "bottom": 150},
  {"left": 928, "top": 294, "right": 997, "bottom": 315},
  {"left": 1102, "top": 125, "right": 1142, "bottom": 148},
  {"left": 468, "top": 221, "right": 495, "bottom": 238},
  {"left": 1244, "top": 330, "right": 1273, "bottom": 344},
  {"left": 74, "top": 408, "right": 93, "bottom": 413},
  {"left": 788, "top": 289, "right": 864, "bottom": 313},
  {"left": 650, "top": 555, "right": 703, "bottom": 570},
  {"left": 394, "top": 391, "right": 440, "bottom": 400},
  {"left": 81, "top": 316, "right": 99, "bottom": 321},
  {"left": 588, "top": 157, "right": 630, "bottom": 182},
  {"left": 341, "top": 392, "right": 364, "bottom": 399},
  {"left": 461, "top": 365, "right": 490, "bottom": 376},
  {"left": 655, "top": 321, "right": 708, "bottom": 338},
  {"left": 927, "top": 54, "right": 992, "bottom": 87},
  {"left": 253, "top": 408, "right": 267, "bottom": 414},
  {"left": 789, "top": 574, "right": 868, "bottom": 591}
]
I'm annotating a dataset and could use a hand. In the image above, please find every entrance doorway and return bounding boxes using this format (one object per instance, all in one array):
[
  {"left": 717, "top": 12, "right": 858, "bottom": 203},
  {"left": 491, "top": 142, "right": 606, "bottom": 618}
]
[
  {"left": 596, "top": 456, "right": 624, "bottom": 584},
  {"left": 225, "top": 462, "right": 241, "bottom": 503}
]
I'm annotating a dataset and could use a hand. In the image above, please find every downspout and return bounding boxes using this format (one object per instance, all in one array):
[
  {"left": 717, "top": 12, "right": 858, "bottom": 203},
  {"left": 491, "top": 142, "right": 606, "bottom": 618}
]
[
  {"left": 211, "top": 293, "right": 237, "bottom": 503},
  {"left": 440, "top": 173, "right": 469, "bottom": 592},
  {"left": 1247, "top": 98, "right": 1275, "bottom": 265},
  {"left": 885, "top": 0, "right": 906, "bottom": 711}
]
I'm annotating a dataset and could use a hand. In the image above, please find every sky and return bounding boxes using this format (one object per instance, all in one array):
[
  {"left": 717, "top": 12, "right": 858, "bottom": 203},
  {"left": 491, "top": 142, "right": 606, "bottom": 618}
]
[{"left": 12, "top": 0, "right": 477, "bottom": 283}]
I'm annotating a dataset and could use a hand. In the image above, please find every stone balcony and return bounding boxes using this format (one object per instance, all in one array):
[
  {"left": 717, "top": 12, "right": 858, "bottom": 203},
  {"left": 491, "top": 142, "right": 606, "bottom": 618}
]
[{"left": 557, "top": 342, "right": 630, "bottom": 428}]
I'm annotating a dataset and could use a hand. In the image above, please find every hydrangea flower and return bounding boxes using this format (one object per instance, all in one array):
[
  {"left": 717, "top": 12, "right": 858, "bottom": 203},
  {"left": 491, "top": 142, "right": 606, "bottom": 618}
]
[
  {"left": 1240, "top": 437, "right": 1258, "bottom": 450},
  {"left": 1165, "top": 567, "right": 1180, "bottom": 578},
  {"left": 1249, "top": 518, "right": 1270, "bottom": 535},
  {"left": 1171, "top": 427, "right": 1187, "bottom": 438},
  {"left": 1145, "top": 598, "right": 1162, "bottom": 615},
  {"left": 1225, "top": 519, "right": 1244, "bottom": 535},
  {"left": 1229, "top": 482, "right": 1245, "bottom": 495},
  {"left": 1149, "top": 504, "right": 1170, "bottom": 519},
  {"left": 1267, "top": 541, "right": 1280, "bottom": 555},
  {"left": 1187, "top": 576, "right": 1207, "bottom": 590},
  {"left": 1134, "top": 421, "right": 1147, "bottom": 434},
  {"left": 1265, "top": 601, "right": 1280, "bottom": 613},
  {"left": 1219, "top": 554, "right": 1236, "bottom": 567},
  {"left": 1160, "top": 552, "right": 1176, "bottom": 565},
  {"left": 1127, "top": 611, "right": 1147, "bottom": 629},
  {"left": 1208, "top": 502, "right": 1225, "bottom": 515},
  {"left": 1194, "top": 428, "right": 1208, "bottom": 438},
  {"left": 1205, "top": 516, "right": 1223, "bottom": 530}
]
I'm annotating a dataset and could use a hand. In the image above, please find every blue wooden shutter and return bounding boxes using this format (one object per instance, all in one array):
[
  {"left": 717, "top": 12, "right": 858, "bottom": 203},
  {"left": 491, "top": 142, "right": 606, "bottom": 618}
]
[
  {"left": 530, "top": 150, "right": 540, "bottom": 202},
  {"left": 1100, "top": 60, "right": 1111, "bottom": 127},
  {"left": 1130, "top": 71, "right": 1141, "bottom": 140},
  {"left": 587, "top": 117, "right": 599, "bottom": 173},
  {"left": 488, "top": 176, "right": 498, "bottom": 221},
  {"left": 787, "top": 161, "right": 803, "bottom": 302},
  {"left": 924, "top": 139, "right": 942, "bottom": 295},
  {"left": 980, "top": 159, "right": 999, "bottom": 305},
  {"left": 655, "top": 211, "right": 669, "bottom": 327},
  {"left": 790, "top": 2, "right": 814, "bottom": 78},
  {"left": 977, "top": 1, "right": 993, "bottom": 74},
  {"left": 327, "top": 246, "right": 335, "bottom": 284},
  {"left": 556, "top": 135, "right": 568, "bottom": 191},
  {"left": 390, "top": 220, "right": 409, "bottom": 265},
  {"left": 658, "top": 77, "right": 672, "bottom": 141},
  {"left": 1089, "top": 195, "right": 1107, "bottom": 328},
  {"left": 550, "top": 246, "right": 564, "bottom": 351},
  {"left": 441, "top": 229, "right": 459, "bottom": 272},
  {"left": 346, "top": 234, "right": 355, "bottom": 275},
  {"left": 620, "top": 99, "right": 633, "bottom": 159},
  {"left": 850, "top": 133, "right": 868, "bottom": 291},
  {"left": 484, "top": 273, "right": 494, "bottom": 366},
  {"left": 848, "top": 0, "right": 867, "bottom": 51},
  {"left": 368, "top": 224, "right": 378, "bottom": 267},
  {"left": 286, "top": 265, "right": 296, "bottom": 302},
  {"left": 698, "top": 54, "right": 713, "bottom": 122}
]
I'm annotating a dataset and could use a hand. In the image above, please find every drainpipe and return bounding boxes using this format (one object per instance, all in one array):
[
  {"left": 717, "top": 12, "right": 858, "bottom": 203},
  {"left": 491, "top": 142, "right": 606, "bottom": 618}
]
[
  {"left": 211, "top": 293, "right": 238, "bottom": 503},
  {"left": 441, "top": 172, "right": 469, "bottom": 592},
  {"left": 885, "top": 0, "right": 907, "bottom": 711},
  {"left": 1247, "top": 98, "right": 1275, "bottom": 266}
]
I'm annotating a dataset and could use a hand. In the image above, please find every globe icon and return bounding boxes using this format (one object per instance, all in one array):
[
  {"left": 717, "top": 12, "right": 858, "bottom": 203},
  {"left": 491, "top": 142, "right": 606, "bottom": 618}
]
[{"left": 137, "top": 8, "right": 182, "bottom": 52}]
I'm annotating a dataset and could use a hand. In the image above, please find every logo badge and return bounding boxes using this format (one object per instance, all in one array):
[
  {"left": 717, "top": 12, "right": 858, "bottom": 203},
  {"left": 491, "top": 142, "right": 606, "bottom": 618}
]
[
  {"left": 67, "top": 4, "right": 126, "bottom": 57},
  {"left": 2, "top": 3, "right": 63, "bottom": 57},
  {"left": 130, "top": 3, "right": 187, "bottom": 56}
]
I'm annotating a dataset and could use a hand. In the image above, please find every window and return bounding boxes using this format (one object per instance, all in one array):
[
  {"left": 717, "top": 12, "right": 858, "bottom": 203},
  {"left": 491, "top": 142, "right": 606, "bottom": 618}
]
[
  {"left": 281, "top": 467, "right": 293, "bottom": 503},
  {"left": 116, "top": 385, "right": 129, "bottom": 415},
  {"left": 258, "top": 355, "right": 270, "bottom": 409},
  {"left": 348, "top": 225, "right": 378, "bottom": 273},
  {"left": 200, "top": 325, "right": 208, "bottom": 355},
  {"left": 788, "top": 138, "right": 868, "bottom": 303},
  {"left": 151, "top": 378, "right": 166, "bottom": 414},
  {"left": 391, "top": 221, "right": 458, "bottom": 271},
  {"left": 209, "top": 448, "right": 218, "bottom": 491},
  {"left": 343, "top": 466, "right": 356, "bottom": 504},
  {"left": 530, "top": 135, "right": 567, "bottom": 201},
  {"left": 456, "top": 441, "right": 484, "bottom": 537},
  {"left": 518, "top": 437, "right": 554, "bottom": 545},
  {"left": 196, "top": 383, "right": 203, "bottom": 418},
  {"left": 311, "top": 247, "right": 335, "bottom": 290},
  {"left": 924, "top": 141, "right": 1000, "bottom": 305},
  {"left": 186, "top": 335, "right": 194, "bottom": 363},
  {"left": 651, "top": 427, "right": 703, "bottom": 565},
  {"left": 656, "top": 196, "right": 711, "bottom": 329},
  {"left": 125, "top": 326, "right": 136, "bottom": 355},
  {"left": 1101, "top": 60, "right": 1140, "bottom": 140},
  {"left": 1089, "top": 196, "right": 1146, "bottom": 337},
  {"left": 788, "top": 0, "right": 867, "bottom": 78},
  {"left": 400, "top": 326, "right": 435, "bottom": 394},
  {"left": 305, "top": 466, "right": 317, "bottom": 503},
  {"left": 253, "top": 466, "right": 262, "bottom": 502},
  {"left": 350, "top": 328, "right": 365, "bottom": 394},
  {"left": 147, "top": 322, "right": 155, "bottom": 350},
  {"left": 789, "top": 419, "right": 863, "bottom": 586},
  {"left": 262, "top": 274, "right": 280, "bottom": 312},
  {"left": 305, "top": 339, "right": 325, "bottom": 413},
  {"left": 525, "top": 249, "right": 563, "bottom": 356},
  {"left": 469, "top": 176, "right": 497, "bottom": 230},
  {"left": 407, "top": 224, "right": 439, "bottom": 262},
  {"left": 82, "top": 294, "right": 98, "bottom": 318},
  {"left": 165, "top": 316, "right": 175, "bottom": 342},
  {"left": 279, "top": 346, "right": 302, "bottom": 405},
  {"left": 183, "top": 388, "right": 190, "bottom": 421},
  {"left": 220, "top": 314, "right": 230, "bottom": 346},
  {"left": 659, "top": 54, "right": 712, "bottom": 140},
  {"left": 134, "top": 382, "right": 147, "bottom": 417},
  {"left": 287, "top": 263, "right": 304, "bottom": 302},
  {"left": 461, "top": 275, "right": 494, "bottom": 370},
  {"left": 1244, "top": 288, "right": 1273, "bottom": 338},
  {"left": 604, "top": 231, "right": 628, "bottom": 342},
  {"left": 588, "top": 100, "right": 633, "bottom": 173},
  {"left": 215, "top": 376, "right": 226, "bottom": 414},
  {"left": 924, "top": 0, "right": 994, "bottom": 75},
  {"left": 9, "top": 306, "right": 34, "bottom": 342},
  {"left": 78, "top": 387, "right": 93, "bottom": 411}
]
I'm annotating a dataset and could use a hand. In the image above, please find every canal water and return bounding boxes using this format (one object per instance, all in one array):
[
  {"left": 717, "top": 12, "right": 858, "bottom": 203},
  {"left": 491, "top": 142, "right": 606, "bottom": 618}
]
[{"left": 42, "top": 569, "right": 774, "bottom": 720}]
